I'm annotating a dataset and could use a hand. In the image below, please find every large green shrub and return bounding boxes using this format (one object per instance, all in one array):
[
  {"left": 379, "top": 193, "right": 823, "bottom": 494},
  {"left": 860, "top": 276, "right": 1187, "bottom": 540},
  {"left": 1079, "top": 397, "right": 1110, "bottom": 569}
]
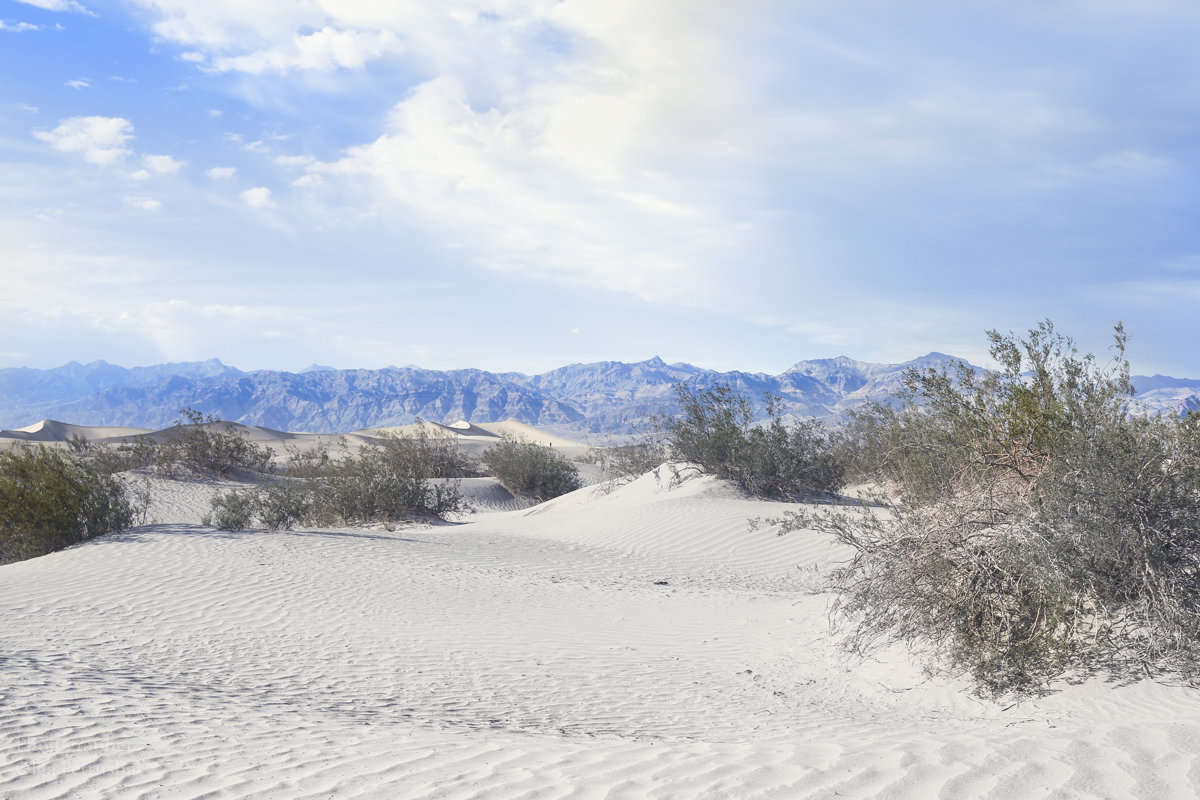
[
  {"left": 656, "top": 382, "right": 843, "bottom": 498},
  {"left": 779, "top": 321, "right": 1200, "bottom": 695},
  {"left": 481, "top": 435, "right": 582, "bottom": 502},
  {"left": 0, "top": 445, "right": 142, "bottom": 564}
]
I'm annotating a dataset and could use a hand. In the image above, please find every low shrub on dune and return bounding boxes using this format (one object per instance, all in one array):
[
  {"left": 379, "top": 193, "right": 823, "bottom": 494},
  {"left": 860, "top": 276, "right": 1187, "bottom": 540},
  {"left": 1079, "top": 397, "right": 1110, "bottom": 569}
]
[
  {"left": 653, "top": 382, "right": 843, "bottom": 499},
  {"left": 154, "top": 408, "right": 274, "bottom": 479},
  {"left": 68, "top": 408, "right": 274, "bottom": 480},
  {"left": 481, "top": 435, "right": 582, "bottom": 502},
  {"left": 204, "top": 426, "right": 469, "bottom": 530},
  {"left": 777, "top": 320, "right": 1200, "bottom": 695},
  {"left": 0, "top": 445, "right": 143, "bottom": 564}
]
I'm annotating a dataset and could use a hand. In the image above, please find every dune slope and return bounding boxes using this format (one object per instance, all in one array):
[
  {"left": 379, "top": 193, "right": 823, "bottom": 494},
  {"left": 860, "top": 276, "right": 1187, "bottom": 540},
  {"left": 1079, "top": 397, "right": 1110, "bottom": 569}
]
[{"left": 3, "top": 471, "right": 1200, "bottom": 799}]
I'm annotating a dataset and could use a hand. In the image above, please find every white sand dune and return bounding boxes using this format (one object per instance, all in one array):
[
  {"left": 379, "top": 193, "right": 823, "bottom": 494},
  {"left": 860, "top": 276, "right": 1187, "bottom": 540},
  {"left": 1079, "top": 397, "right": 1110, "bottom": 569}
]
[
  {"left": 0, "top": 418, "right": 592, "bottom": 463},
  {"left": 354, "top": 419, "right": 592, "bottom": 463},
  {"left": 4, "top": 465, "right": 1200, "bottom": 799},
  {"left": 469, "top": 420, "right": 587, "bottom": 450},
  {"left": 1, "top": 419, "right": 154, "bottom": 444}
]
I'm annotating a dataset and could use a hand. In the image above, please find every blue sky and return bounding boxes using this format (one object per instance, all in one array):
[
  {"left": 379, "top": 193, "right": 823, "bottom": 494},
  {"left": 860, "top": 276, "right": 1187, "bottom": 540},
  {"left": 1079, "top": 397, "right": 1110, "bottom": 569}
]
[{"left": 2, "top": 0, "right": 1199, "bottom": 377}]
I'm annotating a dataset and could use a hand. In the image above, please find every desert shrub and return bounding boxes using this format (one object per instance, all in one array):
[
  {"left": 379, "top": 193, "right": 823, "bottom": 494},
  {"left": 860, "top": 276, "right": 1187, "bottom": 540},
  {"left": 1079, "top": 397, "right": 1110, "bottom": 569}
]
[
  {"left": 0, "top": 445, "right": 142, "bottom": 564},
  {"left": 655, "top": 383, "right": 843, "bottom": 498},
  {"left": 481, "top": 435, "right": 582, "bottom": 501},
  {"left": 67, "top": 434, "right": 159, "bottom": 474},
  {"left": 202, "top": 489, "right": 258, "bottom": 531},
  {"left": 280, "top": 440, "right": 339, "bottom": 479},
  {"left": 201, "top": 429, "right": 470, "bottom": 531},
  {"left": 304, "top": 428, "right": 469, "bottom": 525},
  {"left": 597, "top": 439, "right": 667, "bottom": 483},
  {"left": 776, "top": 321, "right": 1200, "bottom": 695},
  {"left": 256, "top": 481, "right": 312, "bottom": 531},
  {"left": 155, "top": 408, "right": 273, "bottom": 479},
  {"left": 199, "top": 431, "right": 465, "bottom": 532}
]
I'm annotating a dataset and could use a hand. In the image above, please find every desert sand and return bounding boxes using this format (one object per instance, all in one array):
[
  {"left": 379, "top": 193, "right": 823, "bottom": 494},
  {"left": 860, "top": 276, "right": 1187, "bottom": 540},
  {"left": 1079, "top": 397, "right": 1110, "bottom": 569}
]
[{"left": 3, "top": 423, "right": 1200, "bottom": 799}]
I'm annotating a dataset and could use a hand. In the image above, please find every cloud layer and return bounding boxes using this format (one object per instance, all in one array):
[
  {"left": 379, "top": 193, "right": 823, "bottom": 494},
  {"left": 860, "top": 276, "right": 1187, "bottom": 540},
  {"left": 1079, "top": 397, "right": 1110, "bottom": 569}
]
[{"left": 6, "top": 1, "right": 1200, "bottom": 374}]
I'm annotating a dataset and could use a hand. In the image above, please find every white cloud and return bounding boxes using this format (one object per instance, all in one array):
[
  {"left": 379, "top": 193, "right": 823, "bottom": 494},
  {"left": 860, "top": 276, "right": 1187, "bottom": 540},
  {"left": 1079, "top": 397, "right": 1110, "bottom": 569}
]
[
  {"left": 240, "top": 186, "right": 275, "bottom": 208},
  {"left": 209, "top": 27, "right": 400, "bottom": 74},
  {"left": 125, "top": 197, "right": 163, "bottom": 211},
  {"left": 141, "top": 154, "right": 185, "bottom": 174},
  {"left": 65, "top": 78, "right": 93, "bottom": 89},
  {"left": 123, "top": 2, "right": 784, "bottom": 305},
  {"left": 131, "top": 154, "right": 183, "bottom": 180},
  {"left": 14, "top": 0, "right": 95, "bottom": 16},
  {"left": 291, "top": 173, "right": 323, "bottom": 188},
  {"left": 33, "top": 116, "right": 134, "bottom": 166},
  {"left": 206, "top": 166, "right": 236, "bottom": 179},
  {"left": 16, "top": 103, "right": 38, "bottom": 112},
  {"left": 0, "top": 19, "right": 41, "bottom": 31},
  {"left": 273, "top": 154, "right": 313, "bottom": 167}
]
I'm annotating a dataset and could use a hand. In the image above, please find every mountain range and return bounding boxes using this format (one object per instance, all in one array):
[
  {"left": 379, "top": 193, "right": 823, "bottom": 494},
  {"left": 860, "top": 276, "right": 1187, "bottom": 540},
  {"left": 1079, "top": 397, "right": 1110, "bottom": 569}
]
[{"left": 2, "top": 355, "right": 1197, "bottom": 435}]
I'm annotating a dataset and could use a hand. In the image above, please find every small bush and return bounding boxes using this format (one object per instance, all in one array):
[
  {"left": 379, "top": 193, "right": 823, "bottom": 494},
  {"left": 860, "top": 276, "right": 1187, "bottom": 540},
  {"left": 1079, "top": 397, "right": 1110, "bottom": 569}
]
[
  {"left": 482, "top": 435, "right": 582, "bottom": 502},
  {"left": 305, "top": 429, "right": 470, "bottom": 524},
  {"left": 155, "top": 408, "right": 273, "bottom": 479},
  {"left": 597, "top": 439, "right": 667, "bottom": 484},
  {"left": 655, "top": 383, "right": 843, "bottom": 498},
  {"left": 202, "top": 489, "right": 258, "bottom": 531},
  {"left": 256, "top": 481, "right": 312, "bottom": 531},
  {"left": 778, "top": 321, "right": 1200, "bottom": 695},
  {"left": 280, "top": 440, "right": 338, "bottom": 479},
  {"left": 0, "top": 445, "right": 142, "bottom": 563},
  {"left": 67, "top": 434, "right": 159, "bottom": 474}
]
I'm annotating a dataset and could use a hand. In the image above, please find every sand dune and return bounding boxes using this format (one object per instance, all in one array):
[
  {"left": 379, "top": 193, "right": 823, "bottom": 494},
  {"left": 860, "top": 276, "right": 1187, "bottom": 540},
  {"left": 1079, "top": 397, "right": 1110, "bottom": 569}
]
[
  {"left": 0, "top": 419, "right": 590, "bottom": 467},
  {"left": 1, "top": 419, "right": 154, "bottom": 443},
  {"left": 3, "top": 457, "right": 1200, "bottom": 798}
]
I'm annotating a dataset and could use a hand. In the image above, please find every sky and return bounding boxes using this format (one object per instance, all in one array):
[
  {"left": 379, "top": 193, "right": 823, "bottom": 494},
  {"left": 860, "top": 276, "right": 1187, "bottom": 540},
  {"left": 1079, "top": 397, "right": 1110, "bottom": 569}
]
[{"left": 2, "top": 0, "right": 1200, "bottom": 377}]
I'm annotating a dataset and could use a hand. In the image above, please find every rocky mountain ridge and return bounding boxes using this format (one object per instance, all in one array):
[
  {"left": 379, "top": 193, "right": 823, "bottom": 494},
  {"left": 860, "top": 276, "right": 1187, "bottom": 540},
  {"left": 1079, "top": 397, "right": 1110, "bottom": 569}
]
[{"left": 2, "top": 355, "right": 1197, "bottom": 434}]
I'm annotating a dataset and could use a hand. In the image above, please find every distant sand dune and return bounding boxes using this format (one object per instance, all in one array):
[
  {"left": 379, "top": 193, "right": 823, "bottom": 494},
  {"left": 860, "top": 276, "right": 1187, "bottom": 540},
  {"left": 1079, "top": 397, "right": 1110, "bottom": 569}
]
[
  {"left": 0, "top": 418, "right": 593, "bottom": 465},
  {"left": 2, "top": 419, "right": 154, "bottom": 443}
]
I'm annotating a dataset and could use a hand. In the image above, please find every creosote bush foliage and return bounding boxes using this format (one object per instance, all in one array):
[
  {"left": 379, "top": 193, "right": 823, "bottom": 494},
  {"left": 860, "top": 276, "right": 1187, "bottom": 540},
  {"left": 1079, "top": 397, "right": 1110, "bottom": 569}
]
[
  {"left": 593, "top": 437, "right": 667, "bottom": 488},
  {"left": 155, "top": 408, "right": 273, "bottom": 478},
  {"left": 1, "top": 445, "right": 143, "bottom": 564},
  {"left": 67, "top": 408, "right": 274, "bottom": 480},
  {"left": 656, "top": 382, "right": 843, "bottom": 498},
  {"left": 776, "top": 321, "right": 1200, "bottom": 695},
  {"left": 205, "top": 426, "right": 470, "bottom": 531},
  {"left": 481, "top": 435, "right": 582, "bottom": 502},
  {"left": 303, "top": 429, "right": 470, "bottom": 526}
]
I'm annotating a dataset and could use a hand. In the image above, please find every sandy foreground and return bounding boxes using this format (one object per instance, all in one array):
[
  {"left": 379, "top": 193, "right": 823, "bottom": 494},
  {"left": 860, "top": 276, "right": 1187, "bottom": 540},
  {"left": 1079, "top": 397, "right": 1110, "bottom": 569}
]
[{"left": 3, "top": 424, "right": 1200, "bottom": 799}]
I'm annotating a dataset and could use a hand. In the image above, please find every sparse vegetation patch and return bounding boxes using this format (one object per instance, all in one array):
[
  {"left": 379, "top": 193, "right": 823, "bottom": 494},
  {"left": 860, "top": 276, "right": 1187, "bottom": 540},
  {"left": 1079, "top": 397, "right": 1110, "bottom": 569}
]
[
  {"left": 654, "top": 382, "right": 843, "bottom": 498},
  {"left": 775, "top": 321, "right": 1200, "bottom": 695}
]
